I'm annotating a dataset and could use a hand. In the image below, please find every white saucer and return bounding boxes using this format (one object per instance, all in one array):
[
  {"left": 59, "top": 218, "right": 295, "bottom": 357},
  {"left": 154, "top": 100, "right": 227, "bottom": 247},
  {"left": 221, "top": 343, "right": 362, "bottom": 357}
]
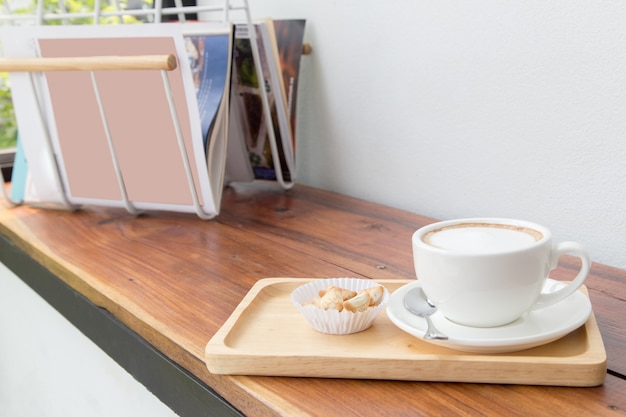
[{"left": 386, "top": 279, "right": 592, "bottom": 354}]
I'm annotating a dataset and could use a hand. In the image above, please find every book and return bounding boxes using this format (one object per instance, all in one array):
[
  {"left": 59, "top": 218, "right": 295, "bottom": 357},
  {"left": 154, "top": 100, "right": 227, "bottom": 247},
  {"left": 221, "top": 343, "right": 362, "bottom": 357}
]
[
  {"left": 228, "top": 20, "right": 295, "bottom": 184},
  {"left": 1, "top": 23, "right": 232, "bottom": 217}
]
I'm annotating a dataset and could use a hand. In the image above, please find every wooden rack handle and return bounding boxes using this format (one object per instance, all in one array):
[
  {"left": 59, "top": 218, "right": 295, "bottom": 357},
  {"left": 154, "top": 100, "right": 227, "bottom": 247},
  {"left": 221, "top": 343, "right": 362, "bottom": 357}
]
[{"left": 0, "top": 54, "right": 177, "bottom": 72}]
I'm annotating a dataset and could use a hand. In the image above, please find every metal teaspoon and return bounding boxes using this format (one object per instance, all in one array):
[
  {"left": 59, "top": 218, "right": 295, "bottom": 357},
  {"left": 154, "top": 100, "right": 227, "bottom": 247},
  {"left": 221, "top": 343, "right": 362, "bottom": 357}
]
[{"left": 404, "top": 287, "right": 448, "bottom": 340}]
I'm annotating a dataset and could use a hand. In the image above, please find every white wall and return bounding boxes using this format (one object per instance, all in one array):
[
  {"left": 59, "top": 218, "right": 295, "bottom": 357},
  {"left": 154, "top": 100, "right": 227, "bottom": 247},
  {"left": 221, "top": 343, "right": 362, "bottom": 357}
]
[
  {"left": 249, "top": 0, "right": 626, "bottom": 269},
  {"left": 0, "top": 262, "right": 178, "bottom": 417}
]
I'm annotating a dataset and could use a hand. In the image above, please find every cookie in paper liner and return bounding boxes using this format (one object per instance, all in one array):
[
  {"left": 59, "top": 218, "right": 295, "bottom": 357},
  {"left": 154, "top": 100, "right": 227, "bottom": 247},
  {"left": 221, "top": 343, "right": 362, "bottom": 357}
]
[{"left": 291, "top": 278, "right": 389, "bottom": 335}]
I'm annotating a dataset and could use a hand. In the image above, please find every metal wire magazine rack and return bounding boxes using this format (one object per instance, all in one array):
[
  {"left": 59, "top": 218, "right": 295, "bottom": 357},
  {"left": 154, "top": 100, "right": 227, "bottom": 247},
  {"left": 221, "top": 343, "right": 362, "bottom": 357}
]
[{"left": 0, "top": 0, "right": 295, "bottom": 220}]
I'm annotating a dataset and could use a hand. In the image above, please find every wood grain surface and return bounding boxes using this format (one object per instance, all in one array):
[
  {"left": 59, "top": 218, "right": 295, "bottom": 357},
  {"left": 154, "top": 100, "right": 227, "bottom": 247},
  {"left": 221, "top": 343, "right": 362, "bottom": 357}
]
[
  {"left": 206, "top": 278, "right": 606, "bottom": 386},
  {"left": 1, "top": 182, "right": 625, "bottom": 416},
  {"left": 0, "top": 54, "right": 177, "bottom": 72}
]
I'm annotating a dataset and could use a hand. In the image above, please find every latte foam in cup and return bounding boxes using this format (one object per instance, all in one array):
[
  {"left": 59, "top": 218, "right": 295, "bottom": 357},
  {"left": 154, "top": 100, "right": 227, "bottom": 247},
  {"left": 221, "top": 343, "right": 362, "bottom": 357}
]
[{"left": 422, "top": 222, "right": 544, "bottom": 254}]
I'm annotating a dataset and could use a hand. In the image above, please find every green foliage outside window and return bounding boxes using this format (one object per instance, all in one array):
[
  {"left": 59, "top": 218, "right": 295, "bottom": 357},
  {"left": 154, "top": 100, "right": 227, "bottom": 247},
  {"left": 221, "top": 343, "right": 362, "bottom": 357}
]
[
  {"left": 0, "top": 72, "right": 16, "bottom": 149},
  {"left": 0, "top": 0, "right": 150, "bottom": 149}
]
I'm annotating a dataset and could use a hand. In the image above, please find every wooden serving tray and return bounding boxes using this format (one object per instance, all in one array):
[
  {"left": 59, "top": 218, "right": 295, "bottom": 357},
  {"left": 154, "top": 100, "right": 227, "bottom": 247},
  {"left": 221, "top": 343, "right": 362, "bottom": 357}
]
[{"left": 205, "top": 278, "right": 607, "bottom": 386}]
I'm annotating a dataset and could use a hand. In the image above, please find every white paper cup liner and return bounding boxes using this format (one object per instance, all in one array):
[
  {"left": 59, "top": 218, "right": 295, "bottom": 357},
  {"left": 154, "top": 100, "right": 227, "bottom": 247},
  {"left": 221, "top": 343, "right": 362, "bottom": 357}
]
[{"left": 291, "top": 278, "right": 389, "bottom": 335}]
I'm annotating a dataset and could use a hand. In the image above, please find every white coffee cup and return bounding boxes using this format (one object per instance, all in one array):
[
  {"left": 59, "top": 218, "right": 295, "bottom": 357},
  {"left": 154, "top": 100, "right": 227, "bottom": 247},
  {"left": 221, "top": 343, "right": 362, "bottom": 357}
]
[{"left": 412, "top": 218, "right": 590, "bottom": 327}]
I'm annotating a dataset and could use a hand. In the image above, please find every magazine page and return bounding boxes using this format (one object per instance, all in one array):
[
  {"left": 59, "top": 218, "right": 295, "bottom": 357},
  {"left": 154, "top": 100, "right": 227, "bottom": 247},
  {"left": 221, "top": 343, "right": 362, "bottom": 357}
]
[
  {"left": 182, "top": 22, "right": 231, "bottom": 155},
  {"left": 229, "top": 20, "right": 293, "bottom": 183},
  {"left": 258, "top": 20, "right": 295, "bottom": 179},
  {"left": 5, "top": 24, "right": 219, "bottom": 215},
  {"left": 182, "top": 22, "right": 233, "bottom": 205},
  {"left": 224, "top": 88, "right": 255, "bottom": 183},
  {"left": 272, "top": 19, "right": 306, "bottom": 152}
]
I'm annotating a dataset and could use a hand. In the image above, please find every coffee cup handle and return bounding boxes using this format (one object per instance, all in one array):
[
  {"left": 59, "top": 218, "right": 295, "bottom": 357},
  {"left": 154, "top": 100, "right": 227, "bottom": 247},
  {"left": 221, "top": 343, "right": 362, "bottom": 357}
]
[{"left": 530, "top": 241, "right": 590, "bottom": 310}]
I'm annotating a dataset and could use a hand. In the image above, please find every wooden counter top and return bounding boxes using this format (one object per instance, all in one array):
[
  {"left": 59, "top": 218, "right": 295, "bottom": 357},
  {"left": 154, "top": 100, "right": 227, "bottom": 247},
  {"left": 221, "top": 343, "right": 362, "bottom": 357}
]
[{"left": 1, "top": 182, "right": 625, "bottom": 416}]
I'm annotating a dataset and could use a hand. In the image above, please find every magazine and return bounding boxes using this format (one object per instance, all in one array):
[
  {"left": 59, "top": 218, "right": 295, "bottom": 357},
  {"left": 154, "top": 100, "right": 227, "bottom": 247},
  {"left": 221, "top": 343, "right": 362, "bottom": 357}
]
[
  {"left": 228, "top": 20, "right": 294, "bottom": 183},
  {"left": 182, "top": 22, "right": 233, "bottom": 206},
  {"left": 272, "top": 19, "right": 306, "bottom": 151},
  {"left": 1, "top": 23, "right": 231, "bottom": 217}
]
